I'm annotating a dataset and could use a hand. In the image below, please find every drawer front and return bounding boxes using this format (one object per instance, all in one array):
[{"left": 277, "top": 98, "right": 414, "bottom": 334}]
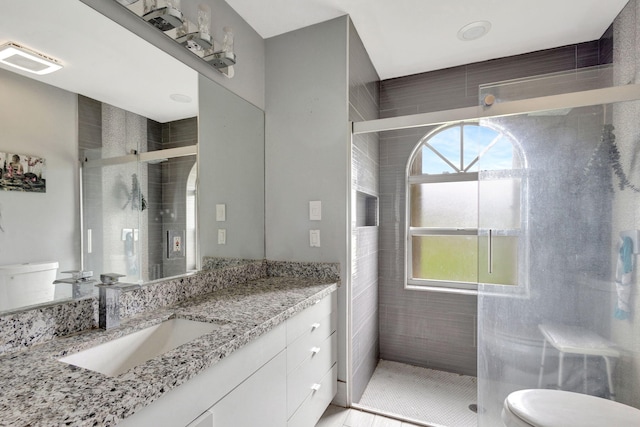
[
  {"left": 287, "top": 364, "right": 337, "bottom": 427},
  {"left": 287, "top": 310, "right": 336, "bottom": 373},
  {"left": 286, "top": 291, "right": 336, "bottom": 345},
  {"left": 287, "top": 332, "right": 337, "bottom": 417}
]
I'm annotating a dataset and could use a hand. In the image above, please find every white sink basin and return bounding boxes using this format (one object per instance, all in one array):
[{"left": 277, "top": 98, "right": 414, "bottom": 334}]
[{"left": 59, "top": 318, "right": 224, "bottom": 377}]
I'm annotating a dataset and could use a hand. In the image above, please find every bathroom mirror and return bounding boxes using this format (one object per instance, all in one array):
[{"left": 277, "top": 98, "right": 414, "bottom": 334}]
[{"left": 0, "top": 0, "right": 265, "bottom": 314}]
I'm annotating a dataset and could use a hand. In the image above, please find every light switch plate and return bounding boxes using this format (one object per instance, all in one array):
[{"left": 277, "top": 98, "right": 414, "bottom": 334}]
[
  {"left": 216, "top": 204, "right": 226, "bottom": 222},
  {"left": 309, "top": 201, "right": 321, "bottom": 220},
  {"left": 310, "top": 229, "right": 321, "bottom": 247},
  {"left": 218, "top": 229, "right": 226, "bottom": 245}
]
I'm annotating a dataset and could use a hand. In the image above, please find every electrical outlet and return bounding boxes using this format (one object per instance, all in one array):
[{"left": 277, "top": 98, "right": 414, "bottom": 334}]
[{"left": 172, "top": 235, "right": 182, "bottom": 252}]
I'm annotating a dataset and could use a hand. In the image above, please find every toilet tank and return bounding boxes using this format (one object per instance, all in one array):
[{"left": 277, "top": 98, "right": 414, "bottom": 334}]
[{"left": 0, "top": 261, "right": 59, "bottom": 311}]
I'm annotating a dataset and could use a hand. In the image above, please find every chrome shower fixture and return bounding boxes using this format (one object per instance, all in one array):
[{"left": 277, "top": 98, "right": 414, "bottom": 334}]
[
  {"left": 116, "top": 0, "right": 139, "bottom": 5},
  {"left": 143, "top": 0, "right": 184, "bottom": 31}
]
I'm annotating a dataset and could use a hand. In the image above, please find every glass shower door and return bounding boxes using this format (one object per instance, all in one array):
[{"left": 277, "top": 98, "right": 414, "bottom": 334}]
[{"left": 476, "top": 82, "right": 640, "bottom": 424}]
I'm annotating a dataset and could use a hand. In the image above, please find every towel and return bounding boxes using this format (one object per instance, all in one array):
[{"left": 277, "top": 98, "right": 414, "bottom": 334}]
[{"left": 614, "top": 236, "right": 634, "bottom": 320}]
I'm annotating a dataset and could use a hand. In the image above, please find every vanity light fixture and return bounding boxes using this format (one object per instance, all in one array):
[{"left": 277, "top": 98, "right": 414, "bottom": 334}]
[
  {"left": 0, "top": 42, "right": 62, "bottom": 75},
  {"left": 116, "top": 0, "right": 237, "bottom": 78},
  {"left": 143, "top": 0, "right": 184, "bottom": 31}
]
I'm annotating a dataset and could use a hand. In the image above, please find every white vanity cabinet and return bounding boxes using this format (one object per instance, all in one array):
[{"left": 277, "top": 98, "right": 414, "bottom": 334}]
[
  {"left": 286, "top": 292, "right": 338, "bottom": 427},
  {"left": 118, "top": 290, "right": 336, "bottom": 427}
]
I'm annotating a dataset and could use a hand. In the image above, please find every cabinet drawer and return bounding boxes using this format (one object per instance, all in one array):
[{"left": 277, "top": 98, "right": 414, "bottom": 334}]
[
  {"left": 286, "top": 292, "right": 336, "bottom": 345},
  {"left": 287, "top": 332, "right": 337, "bottom": 417},
  {"left": 287, "top": 364, "right": 337, "bottom": 427},
  {"left": 287, "top": 310, "right": 335, "bottom": 373}
]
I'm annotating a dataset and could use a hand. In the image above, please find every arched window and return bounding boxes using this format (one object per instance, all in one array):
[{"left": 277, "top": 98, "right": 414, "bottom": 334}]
[{"left": 406, "top": 122, "right": 523, "bottom": 291}]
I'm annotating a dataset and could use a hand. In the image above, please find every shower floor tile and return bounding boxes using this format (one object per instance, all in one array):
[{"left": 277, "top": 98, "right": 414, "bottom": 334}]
[{"left": 355, "top": 360, "right": 477, "bottom": 427}]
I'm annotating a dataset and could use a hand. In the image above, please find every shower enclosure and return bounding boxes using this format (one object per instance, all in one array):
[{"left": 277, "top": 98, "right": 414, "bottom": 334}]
[{"left": 350, "top": 66, "right": 640, "bottom": 426}]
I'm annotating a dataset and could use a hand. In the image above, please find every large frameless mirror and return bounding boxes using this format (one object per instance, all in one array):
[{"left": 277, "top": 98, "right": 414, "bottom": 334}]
[{"left": 0, "top": 0, "right": 265, "bottom": 314}]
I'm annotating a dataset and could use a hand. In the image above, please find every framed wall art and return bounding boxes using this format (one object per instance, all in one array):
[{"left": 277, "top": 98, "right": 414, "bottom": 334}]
[{"left": 0, "top": 152, "right": 46, "bottom": 193}]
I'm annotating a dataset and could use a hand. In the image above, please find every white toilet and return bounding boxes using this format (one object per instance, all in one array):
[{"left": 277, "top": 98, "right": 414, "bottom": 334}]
[
  {"left": 0, "top": 261, "right": 59, "bottom": 311},
  {"left": 502, "top": 389, "right": 640, "bottom": 427}
]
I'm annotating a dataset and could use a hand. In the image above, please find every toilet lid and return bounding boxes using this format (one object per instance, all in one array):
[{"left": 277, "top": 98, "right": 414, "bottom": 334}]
[{"left": 506, "top": 389, "right": 640, "bottom": 427}]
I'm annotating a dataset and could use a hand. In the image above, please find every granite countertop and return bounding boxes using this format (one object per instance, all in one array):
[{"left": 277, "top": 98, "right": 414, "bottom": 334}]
[{"left": 0, "top": 277, "right": 337, "bottom": 426}]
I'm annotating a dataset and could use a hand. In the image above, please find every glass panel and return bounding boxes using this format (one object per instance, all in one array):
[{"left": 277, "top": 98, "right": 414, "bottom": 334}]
[
  {"left": 418, "top": 145, "right": 458, "bottom": 175},
  {"left": 479, "top": 64, "right": 613, "bottom": 104},
  {"left": 477, "top": 78, "right": 640, "bottom": 425},
  {"left": 83, "top": 160, "right": 143, "bottom": 284},
  {"left": 411, "top": 235, "right": 478, "bottom": 282},
  {"left": 478, "top": 235, "right": 519, "bottom": 285},
  {"left": 410, "top": 181, "right": 478, "bottom": 228},
  {"left": 478, "top": 173, "right": 521, "bottom": 230},
  {"left": 463, "top": 124, "right": 500, "bottom": 171},
  {"left": 427, "top": 125, "right": 461, "bottom": 170}
]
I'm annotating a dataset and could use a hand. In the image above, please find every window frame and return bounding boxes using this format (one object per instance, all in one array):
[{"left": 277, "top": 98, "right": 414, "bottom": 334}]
[{"left": 404, "top": 122, "right": 523, "bottom": 294}]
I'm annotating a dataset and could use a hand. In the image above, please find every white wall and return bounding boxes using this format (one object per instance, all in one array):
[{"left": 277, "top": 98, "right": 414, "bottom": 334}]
[
  {"left": 265, "top": 15, "right": 350, "bottom": 393},
  {"left": 0, "top": 69, "right": 79, "bottom": 273}
]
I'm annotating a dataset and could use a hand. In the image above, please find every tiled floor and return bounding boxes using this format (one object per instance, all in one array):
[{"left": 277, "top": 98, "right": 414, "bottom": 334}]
[
  {"left": 356, "top": 360, "right": 477, "bottom": 427},
  {"left": 316, "top": 405, "right": 423, "bottom": 427},
  {"left": 318, "top": 360, "right": 479, "bottom": 427}
]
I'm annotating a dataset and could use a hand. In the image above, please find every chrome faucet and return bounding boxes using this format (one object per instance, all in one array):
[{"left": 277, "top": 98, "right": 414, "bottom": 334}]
[
  {"left": 96, "top": 273, "right": 141, "bottom": 330},
  {"left": 53, "top": 270, "right": 98, "bottom": 298}
]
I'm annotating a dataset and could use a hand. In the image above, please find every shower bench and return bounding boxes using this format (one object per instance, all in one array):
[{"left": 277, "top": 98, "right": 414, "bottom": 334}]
[{"left": 537, "top": 323, "right": 620, "bottom": 400}]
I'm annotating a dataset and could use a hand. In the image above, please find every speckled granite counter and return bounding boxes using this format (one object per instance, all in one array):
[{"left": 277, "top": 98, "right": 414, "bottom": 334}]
[{"left": 0, "top": 277, "right": 337, "bottom": 426}]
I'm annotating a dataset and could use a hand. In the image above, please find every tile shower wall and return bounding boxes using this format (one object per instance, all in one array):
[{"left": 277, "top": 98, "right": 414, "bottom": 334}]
[
  {"left": 378, "top": 38, "right": 612, "bottom": 375},
  {"left": 349, "top": 20, "right": 380, "bottom": 402}
]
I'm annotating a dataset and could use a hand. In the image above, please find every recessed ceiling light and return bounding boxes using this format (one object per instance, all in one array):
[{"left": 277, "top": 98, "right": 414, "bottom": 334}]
[
  {"left": 169, "top": 93, "right": 192, "bottom": 103},
  {"left": 0, "top": 42, "right": 62, "bottom": 75},
  {"left": 457, "top": 21, "right": 492, "bottom": 41}
]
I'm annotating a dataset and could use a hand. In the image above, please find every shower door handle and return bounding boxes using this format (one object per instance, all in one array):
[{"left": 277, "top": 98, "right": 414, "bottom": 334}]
[{"left": 488, "top": 229, "right": 493, "bottom": 274}]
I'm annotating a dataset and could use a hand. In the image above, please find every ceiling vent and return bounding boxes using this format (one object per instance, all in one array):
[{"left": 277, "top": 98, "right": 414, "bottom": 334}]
[{"left": 0, "top": 42, "right": 62, "bottom": 75}]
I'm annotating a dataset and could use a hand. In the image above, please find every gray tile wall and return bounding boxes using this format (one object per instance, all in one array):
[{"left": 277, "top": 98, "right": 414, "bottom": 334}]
[
  {"left": 147, "top": 120, "right": 164, "bottom": 279},
  {"left": 380, "top": 40, "right": 608, "bottom": 119},
  {"left": 349, "top": 19, "right": 381, "bottom": 402},
  {"left": 378, "top": 38, "right": 613, "bottom": 376},
  {"left": 160, "top": 118, "right": 197, "bottom": 278}
]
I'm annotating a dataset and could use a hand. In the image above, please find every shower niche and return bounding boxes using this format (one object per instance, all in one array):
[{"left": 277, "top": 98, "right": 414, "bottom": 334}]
[{"left": 356, "top": 191, "right": 378, "bottom": 227}]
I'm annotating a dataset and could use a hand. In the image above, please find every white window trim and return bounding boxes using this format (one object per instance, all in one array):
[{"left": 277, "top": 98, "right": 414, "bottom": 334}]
[{"left": 404, "top": 122, "right": 527, "bottom": 294}]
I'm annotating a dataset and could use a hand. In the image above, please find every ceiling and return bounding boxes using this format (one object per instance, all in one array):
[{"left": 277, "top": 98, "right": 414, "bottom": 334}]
[
  {"left": 0, "top": 0, "right": 630, "bottom": 122},
  {"left": 0, "top": 0, "right": 198, "bottom": 123},
  {"left": 225, "top": 0, "right": 630, "bottom": 80}
]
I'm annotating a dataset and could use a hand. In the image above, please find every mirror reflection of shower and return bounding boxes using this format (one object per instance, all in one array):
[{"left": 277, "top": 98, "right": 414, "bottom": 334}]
[{"left": 79, "top": 95, "right": 197, "bottom": 284}]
